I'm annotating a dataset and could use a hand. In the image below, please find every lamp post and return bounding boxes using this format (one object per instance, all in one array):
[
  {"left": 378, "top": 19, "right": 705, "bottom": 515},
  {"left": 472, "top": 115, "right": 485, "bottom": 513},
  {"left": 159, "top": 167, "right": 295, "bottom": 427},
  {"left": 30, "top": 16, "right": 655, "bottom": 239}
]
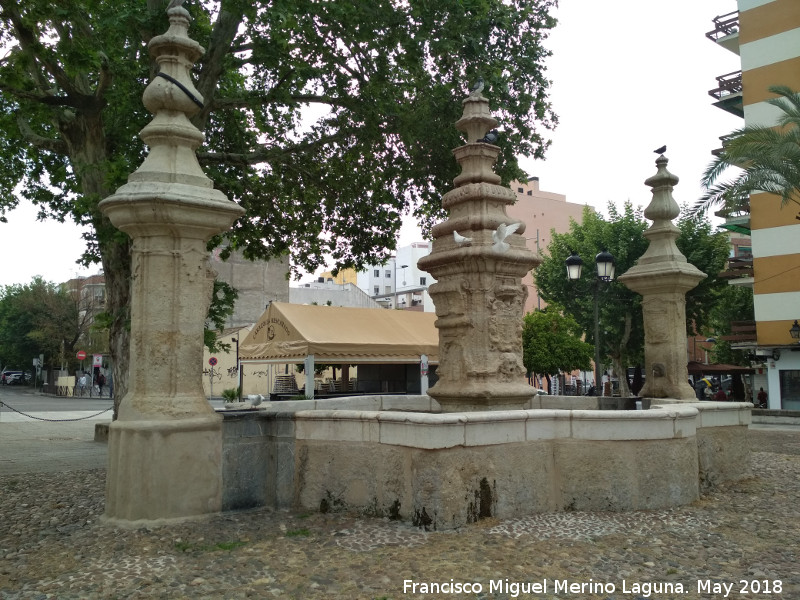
[
  {"left": 231, "top": 335, "right": 241, "bottom": 399},
  {"left": 790, "top": 320, "right": 800, "bottom": 342},
  {"left": 566, "top": 249, "right": 616, "bottom": 396},
  {"left": 395, "top": 263, "right": 408, "bottom": 309}
]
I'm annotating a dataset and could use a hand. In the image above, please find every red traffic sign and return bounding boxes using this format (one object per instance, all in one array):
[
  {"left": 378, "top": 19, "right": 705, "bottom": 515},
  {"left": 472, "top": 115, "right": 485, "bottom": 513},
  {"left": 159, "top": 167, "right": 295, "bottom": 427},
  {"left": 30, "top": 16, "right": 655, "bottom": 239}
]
[
  {"left": 76, "top": 351, "right": 87, "bottom": 360},
  {"left": 209, "top": 357, "right": 218, "bottom": 366}
]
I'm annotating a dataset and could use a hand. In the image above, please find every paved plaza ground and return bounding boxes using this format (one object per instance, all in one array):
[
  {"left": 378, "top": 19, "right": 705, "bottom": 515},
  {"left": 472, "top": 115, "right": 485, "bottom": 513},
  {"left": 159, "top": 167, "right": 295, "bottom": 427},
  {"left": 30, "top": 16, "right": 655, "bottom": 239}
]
[{"left": 1, "top": 412, "right": 799, "bottom": 599}]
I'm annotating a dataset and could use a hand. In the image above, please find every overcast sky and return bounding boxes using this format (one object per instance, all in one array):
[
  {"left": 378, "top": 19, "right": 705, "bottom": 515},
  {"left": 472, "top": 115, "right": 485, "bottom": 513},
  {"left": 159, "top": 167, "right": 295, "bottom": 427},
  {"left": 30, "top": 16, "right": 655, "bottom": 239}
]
[{"left": 0, "top": 0, "right": 741, "bottom": 287}]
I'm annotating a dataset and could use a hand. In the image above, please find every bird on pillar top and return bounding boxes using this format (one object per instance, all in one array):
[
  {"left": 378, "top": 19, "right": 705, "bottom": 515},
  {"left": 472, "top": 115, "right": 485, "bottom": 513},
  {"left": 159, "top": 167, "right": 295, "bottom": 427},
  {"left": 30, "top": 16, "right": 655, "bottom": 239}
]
[
  {"left": 469, "top": 77, "right": 485, "bottom": 97},
  {"left": 653, "top": 145, "right": 667, "bottom": 154},
  {"left": 478, "top": 129, "right": 499, "bottom": 145}
]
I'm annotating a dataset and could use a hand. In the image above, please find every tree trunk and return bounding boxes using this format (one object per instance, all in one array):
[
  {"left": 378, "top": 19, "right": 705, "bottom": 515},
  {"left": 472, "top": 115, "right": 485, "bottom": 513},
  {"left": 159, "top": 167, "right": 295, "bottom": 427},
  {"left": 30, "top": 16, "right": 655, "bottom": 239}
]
[
  {"left": 58, "top": 110, "right": 131, "bottom": 419},
  {"left": 100, "top": 237, "right": 131, "bottom": 419}
]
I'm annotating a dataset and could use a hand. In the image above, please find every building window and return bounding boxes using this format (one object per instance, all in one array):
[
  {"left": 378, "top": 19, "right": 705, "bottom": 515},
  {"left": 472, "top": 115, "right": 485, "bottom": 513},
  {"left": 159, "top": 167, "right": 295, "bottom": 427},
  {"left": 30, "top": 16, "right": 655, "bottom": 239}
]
[
  {"left": 385, "top": 270, "right": 391, "bottom": 278},
  {"left": 420, "top": 277, "right": 426, "bottom": 286},
  {"left": 374, "top": 286, "right": 379, "bottom": 295},
  {"left": 780, "top": 370, "right": 800, "bottom": 411},
  {"left": 517, "top": 187, "right": 523, "bottom": 193},
  {"left": 374, "top": 269, "right": 379, "bottom": 277}
]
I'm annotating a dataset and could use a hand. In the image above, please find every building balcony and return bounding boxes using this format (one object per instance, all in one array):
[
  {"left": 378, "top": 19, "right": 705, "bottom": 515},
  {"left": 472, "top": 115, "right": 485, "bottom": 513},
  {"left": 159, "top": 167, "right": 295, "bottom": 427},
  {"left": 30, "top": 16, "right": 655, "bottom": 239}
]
[
  {"left": 709, "top": 70, "right": 744, "bottom": 117},
  {"left": 711, "top": 132, "right": 739, "bottom": 157},
  {"left": 719, "top": 255, "right": 753, "bottom": 279},
  {"left": 721, "top": 320, "right": 757, "bottom": 344},
  {"left": 706, "top": 11, "right": 740, "bottom": 55}
]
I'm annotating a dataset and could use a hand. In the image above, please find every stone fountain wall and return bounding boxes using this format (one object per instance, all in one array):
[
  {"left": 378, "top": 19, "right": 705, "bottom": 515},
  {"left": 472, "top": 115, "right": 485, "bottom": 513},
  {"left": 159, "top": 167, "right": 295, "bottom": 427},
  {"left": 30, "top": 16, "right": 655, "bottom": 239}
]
[{"left": 220, "top": 398, "right": 751, "bottom": 530}]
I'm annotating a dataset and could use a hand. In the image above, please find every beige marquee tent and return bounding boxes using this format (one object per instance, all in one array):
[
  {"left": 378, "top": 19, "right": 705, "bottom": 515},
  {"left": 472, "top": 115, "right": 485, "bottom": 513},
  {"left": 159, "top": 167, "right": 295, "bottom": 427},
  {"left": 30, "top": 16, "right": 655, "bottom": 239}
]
[
  {"left": 238, "top": 303, "right": 439, "bottom": 398},
  {"left": 239, "top": 302, "right": 439, "bottom": 364}
]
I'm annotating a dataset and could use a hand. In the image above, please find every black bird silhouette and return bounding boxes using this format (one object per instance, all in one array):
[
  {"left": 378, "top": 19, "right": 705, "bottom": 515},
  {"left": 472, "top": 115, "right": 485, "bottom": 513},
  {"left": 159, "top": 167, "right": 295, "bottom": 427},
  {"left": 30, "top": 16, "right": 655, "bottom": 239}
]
[
  {"left": 478, "top": 129, "right": 499, "bottom": 144},
  {"left": 653, "top": 145, "right": 667, "bottom": 154}
]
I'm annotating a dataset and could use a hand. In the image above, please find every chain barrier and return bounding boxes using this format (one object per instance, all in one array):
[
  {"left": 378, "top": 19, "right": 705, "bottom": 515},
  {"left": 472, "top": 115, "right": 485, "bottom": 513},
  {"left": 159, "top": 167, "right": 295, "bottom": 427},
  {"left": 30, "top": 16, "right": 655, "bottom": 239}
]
[{"left": 0, "top": 399, "right": 112, "bottom": 422}]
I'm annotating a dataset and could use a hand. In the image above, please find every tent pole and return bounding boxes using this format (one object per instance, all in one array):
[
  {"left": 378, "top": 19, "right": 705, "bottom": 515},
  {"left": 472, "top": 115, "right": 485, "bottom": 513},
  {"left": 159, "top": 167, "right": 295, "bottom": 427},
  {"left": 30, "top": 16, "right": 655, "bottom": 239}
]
[{"left": 304, "top": 354, "right": 315, "bottom": 400}]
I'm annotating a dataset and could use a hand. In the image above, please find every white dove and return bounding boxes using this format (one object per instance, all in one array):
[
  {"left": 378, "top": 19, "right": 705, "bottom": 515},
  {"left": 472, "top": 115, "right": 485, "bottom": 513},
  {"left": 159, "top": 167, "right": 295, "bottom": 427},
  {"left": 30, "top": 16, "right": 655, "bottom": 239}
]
[
  {"left": 492, "top": 222, "right": 521, "bottom": 253},
  {"left": 453, "top": 230, "right": 473, "bottom": 245},
  {"left": 247, "top": 394, "right": 264, "bottom": 407}
]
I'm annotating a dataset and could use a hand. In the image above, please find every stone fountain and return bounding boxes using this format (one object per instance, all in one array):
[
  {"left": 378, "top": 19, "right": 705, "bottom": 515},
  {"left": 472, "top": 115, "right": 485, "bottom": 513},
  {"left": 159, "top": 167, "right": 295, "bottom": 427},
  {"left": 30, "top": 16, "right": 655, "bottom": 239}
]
[
  {"left": 99, "top": 2, "right": 244, "bottom": 524},
  {"left": 218, "top": 98, "right": 751, "bottom": 530},
  {"left": 95, "top": 3, "right": 752, "bottom": 528}
]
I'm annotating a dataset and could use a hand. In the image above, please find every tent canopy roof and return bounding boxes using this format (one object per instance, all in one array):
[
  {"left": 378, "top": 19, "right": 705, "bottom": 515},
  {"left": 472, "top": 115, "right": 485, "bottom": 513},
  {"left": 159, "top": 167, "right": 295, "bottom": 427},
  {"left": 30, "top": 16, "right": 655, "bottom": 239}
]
[{"left": 239, "top": 302, "right": 439, "bottom": 364}]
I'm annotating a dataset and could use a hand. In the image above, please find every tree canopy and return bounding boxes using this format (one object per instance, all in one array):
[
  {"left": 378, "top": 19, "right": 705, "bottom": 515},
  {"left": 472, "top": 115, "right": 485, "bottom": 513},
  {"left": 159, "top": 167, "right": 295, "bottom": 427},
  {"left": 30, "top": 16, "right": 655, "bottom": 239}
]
[
  {"left": 0, "top": 277, "right": 84, "bottom": 373},
  {"left": 0, "top": 0, "right": 558, "bottom": 412},
  {"left": 534, "top": 203, "right": 730, "bottom": 395}
]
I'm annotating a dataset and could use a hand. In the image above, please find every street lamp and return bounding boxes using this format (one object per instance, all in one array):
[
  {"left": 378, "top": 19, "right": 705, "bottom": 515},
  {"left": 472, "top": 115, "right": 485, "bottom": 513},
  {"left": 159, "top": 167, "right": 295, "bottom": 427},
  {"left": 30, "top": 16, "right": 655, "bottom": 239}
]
[
  {"left": 566, "top": 249, "right": 616, "bottom": 396},
  {"left": 790, "top": 320, "right": 800, "bottom": 342}
]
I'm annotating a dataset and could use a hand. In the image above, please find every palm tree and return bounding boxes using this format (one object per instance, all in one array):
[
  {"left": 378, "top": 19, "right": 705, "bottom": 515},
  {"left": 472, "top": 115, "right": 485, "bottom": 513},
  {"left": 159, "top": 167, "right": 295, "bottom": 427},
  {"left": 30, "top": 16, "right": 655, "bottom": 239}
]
[{"left": 693, "top": 85, "right": 800, "bottom": 218}]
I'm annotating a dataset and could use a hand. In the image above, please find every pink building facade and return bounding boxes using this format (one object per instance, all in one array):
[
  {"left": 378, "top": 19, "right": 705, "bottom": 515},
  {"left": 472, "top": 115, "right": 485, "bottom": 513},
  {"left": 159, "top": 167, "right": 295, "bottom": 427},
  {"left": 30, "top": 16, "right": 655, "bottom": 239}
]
[{"left": 506, "top": 178, "right": 586, "bottom": 315}]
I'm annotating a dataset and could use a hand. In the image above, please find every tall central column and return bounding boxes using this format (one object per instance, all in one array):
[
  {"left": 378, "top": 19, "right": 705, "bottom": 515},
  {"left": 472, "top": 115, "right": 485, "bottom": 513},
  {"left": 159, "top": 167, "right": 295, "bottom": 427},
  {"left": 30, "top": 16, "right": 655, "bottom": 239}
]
[
  {"left": 418, "top": 89, "right": 540, "bottom": 412},
  {"left": 99, "top": 2, "right": 244, "bottom": 524}
]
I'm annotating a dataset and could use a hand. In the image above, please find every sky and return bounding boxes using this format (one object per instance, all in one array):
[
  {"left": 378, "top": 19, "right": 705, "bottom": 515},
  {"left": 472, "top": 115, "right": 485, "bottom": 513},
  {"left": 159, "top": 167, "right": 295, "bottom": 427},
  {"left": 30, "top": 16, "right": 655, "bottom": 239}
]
[{"left": 0, "top": 0, "right": 742, "bottom": 287}]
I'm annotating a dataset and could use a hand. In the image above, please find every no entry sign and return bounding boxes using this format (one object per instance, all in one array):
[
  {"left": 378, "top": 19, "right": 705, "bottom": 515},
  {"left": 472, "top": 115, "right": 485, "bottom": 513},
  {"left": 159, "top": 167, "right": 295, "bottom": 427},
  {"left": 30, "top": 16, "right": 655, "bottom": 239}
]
[{"left": 76, "top": 350, "right": 87, "bottom": 361}]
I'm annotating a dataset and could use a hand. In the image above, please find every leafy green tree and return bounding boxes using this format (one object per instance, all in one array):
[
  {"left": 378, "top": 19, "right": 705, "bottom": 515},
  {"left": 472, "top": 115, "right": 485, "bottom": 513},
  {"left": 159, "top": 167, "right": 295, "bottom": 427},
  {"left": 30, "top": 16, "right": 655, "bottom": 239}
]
[
  {"left": 0, "top": 277, "right": 80, "bottom": 374},
  {"left": 522, "top": 307, "right": 593, "bottom": 392},
  {"left": 0, "top": 0, "right": 558, "bottom": 415},
  {"left": 707, "top": 285, "right": 755, "bottom": 367},
  {"left": 534, "top": 203, "right": 648, "bottom": 396},
  {"left": 694, "top": 85, "right": 800, "bottom": 217},
  {"left": 534, "top": 203, "right": 730, "bottom": 396},
  {"left": 204, "top": 281, "right": 238, "bottom": 353}
]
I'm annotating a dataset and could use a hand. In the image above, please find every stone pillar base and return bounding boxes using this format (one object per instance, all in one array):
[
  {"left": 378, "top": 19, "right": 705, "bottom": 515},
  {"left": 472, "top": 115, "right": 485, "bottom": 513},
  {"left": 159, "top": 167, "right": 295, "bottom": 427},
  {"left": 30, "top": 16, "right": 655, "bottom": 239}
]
[
  {"left": 432, "top": 382, "right": 533, "bottom": 412},
  {"left": 103, "top": 415, "right": 223, "bottom": 526}
]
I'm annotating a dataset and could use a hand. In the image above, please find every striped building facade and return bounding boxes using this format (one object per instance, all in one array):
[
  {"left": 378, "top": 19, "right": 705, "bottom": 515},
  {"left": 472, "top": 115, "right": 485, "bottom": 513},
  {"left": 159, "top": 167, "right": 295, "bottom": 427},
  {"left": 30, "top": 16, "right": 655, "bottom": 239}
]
[{"left": 710, "top": 0, "right": 800, "bottom": 408}]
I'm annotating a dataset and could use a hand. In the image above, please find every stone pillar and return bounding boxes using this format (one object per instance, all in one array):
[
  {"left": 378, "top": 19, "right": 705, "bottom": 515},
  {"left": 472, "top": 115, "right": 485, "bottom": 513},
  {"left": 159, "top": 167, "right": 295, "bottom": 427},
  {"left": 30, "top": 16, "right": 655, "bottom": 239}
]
[
  {"left": 617, "top": 155, "right": 706, "bottom": 400},
  {"left": 98, "top": 3, "right": 244, "bottom": 524},
  {"left": 417, "top": 90, "right": 540, "bottom": 412}
]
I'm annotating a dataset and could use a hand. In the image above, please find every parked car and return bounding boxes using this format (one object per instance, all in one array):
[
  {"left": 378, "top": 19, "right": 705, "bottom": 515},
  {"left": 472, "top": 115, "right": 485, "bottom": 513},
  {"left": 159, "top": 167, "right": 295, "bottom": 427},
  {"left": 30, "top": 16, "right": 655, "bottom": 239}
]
[{"left": 2, "top": 371, "right": 24, "bottom": 385}]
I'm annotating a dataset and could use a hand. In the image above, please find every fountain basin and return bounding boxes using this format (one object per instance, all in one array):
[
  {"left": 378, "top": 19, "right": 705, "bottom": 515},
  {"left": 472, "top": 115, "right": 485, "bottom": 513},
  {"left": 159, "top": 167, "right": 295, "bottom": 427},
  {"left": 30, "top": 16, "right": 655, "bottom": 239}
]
[{"left": 220, "top": 396, "right": 750, "bottom": 529}]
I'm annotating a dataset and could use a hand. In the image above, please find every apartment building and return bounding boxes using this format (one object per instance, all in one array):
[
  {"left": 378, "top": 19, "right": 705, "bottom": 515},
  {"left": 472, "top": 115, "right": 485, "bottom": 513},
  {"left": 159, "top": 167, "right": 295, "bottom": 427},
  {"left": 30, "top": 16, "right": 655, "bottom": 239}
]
[
  {"left": 708, "top": 0, "right": 800, "bottom": 408},
  {"left": 506, "top": 178, "right": 586, "bottom": 314},
  {"left": 209, "top": 248, "right": 290, "bottom": 328},
  {"left": 356, "top": 242, "right": 435, "bottom": 311}
]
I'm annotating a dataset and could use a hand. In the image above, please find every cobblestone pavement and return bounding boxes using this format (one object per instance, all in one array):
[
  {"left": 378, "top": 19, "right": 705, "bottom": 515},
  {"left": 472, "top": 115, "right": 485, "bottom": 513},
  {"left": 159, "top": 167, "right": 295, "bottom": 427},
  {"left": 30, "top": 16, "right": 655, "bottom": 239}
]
[{"left": 1, "top": 428, "right": 798, "bottom": 599}]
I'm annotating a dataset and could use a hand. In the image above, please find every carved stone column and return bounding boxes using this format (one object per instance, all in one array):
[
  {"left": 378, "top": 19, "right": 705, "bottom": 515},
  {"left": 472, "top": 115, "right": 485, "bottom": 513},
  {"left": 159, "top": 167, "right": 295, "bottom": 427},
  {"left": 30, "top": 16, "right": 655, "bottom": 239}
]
[
  {"left": 418, "top": 91, "right": 540, "bottom": 412},
  {"left": 617, "top": 155, "right": 706, "bottom": 400},
  {"left": 98, "top": 3, "right": 244, "bottom": 524}
]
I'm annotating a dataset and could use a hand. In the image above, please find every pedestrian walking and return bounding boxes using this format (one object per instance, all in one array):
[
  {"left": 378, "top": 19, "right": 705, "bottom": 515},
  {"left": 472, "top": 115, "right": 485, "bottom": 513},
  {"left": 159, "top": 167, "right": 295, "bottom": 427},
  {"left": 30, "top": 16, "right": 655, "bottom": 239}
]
[
  {"left": 97, "top": 372, "right": 106, "bottom": 396},
  {"left": 78, "top": 373, "right": 88, "bottom": 396}
]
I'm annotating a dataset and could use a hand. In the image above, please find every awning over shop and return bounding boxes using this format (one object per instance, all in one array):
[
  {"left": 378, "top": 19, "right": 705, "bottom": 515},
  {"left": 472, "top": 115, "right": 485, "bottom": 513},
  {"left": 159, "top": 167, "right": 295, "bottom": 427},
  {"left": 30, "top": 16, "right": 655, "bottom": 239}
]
[
  {"left": 239, "top": 302, "right": 439, "bottom": 364},
  {"left": 687, "top": 361, "right": 754, "bottom": 375}
]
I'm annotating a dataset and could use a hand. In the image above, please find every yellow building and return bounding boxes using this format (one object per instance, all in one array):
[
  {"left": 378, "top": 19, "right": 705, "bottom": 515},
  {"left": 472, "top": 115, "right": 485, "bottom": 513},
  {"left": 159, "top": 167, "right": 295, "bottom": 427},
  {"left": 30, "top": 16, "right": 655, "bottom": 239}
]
[{"left": 708, "top": 0, "right": 800, "bottom": 408}]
